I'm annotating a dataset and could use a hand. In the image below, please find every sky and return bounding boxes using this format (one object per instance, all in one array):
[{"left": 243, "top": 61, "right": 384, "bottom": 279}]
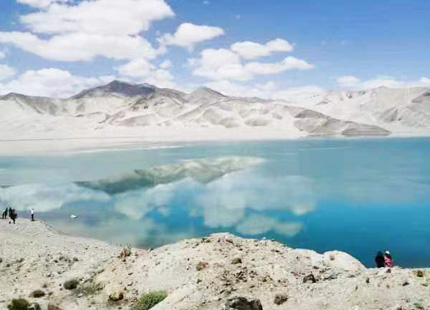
[{"left": 0, "top": 0, "right": 429, "bottom": 98}]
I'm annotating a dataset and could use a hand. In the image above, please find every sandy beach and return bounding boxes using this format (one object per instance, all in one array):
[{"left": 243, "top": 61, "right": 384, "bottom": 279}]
[{"left": 0, "top": 219, "right": 429, "bottom": 310}]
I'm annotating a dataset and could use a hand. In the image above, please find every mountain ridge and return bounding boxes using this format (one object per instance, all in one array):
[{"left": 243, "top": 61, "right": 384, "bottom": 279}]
[{"left": 1, "top": 80, "right": 429, "bottom": 140}]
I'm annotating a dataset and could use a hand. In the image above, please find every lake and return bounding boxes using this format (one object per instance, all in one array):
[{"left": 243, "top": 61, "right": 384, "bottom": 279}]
[{"left": 1, "top": 138, "right": 429, "bottom": 267}]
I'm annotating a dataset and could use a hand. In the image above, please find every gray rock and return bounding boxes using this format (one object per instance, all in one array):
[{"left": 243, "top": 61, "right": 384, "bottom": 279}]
[
  {"left": 30, "top": 290, "right": 46, "bottom": 298},
  {"left": 274, "top": 294, "right": 288, "bottom": 305},
  {"left": 64, "top": 279, "right": 79, "bottom": 290},
  {"left": 224, "top": 296, "right": 263, "bottom": 310},
  {"left": 108, "top": 290, "right": 124, "bottom": 302}
]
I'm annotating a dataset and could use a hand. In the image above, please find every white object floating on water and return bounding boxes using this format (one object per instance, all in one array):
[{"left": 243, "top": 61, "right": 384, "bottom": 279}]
[{"left": 70, "top": 215, "right": 78, "bottom": 219}]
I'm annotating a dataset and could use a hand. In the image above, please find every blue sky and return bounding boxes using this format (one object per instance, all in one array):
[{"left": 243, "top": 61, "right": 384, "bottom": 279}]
[{"left": 0, "top": 0, "right": 429, "bottom": 98}]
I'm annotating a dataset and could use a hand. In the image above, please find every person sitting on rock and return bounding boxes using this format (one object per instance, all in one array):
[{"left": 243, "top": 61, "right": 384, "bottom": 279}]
[
  {"left": 384, "top": 251, "right": 393, "bottom": 267},
  {"left": 375, "top": 251, "right": 385, "bottom": 268}
]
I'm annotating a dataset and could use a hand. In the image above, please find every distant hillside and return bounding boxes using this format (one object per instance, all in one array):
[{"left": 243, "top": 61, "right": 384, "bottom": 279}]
[{"left": 1, "top": 80, "right": 429, "bottom": 140}]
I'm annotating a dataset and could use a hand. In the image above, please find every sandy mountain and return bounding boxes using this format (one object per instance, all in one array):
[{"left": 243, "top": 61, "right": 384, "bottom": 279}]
[{"left": 1, "top": 81, "right": 429, "bottom": 141}]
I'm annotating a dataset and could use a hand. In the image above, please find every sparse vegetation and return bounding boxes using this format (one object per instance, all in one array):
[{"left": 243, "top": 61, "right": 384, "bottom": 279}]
[
  {"left": 78, "top": 282, "right": 104, "bottom": 296},
  {"left": 7, "top": 298, "right": 30, "bottom": 310},
  {"left": 130, "top": 291, "right": 167, "bottom": 310}
]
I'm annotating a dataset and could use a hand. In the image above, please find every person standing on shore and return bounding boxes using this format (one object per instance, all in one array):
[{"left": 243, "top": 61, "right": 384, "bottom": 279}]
[
  {"left": 30, "top": 208, "right": 35, "bottom": 221},
  {"left": 1, "top": 208, "right": 7, "bottom": 219},
  {"left": 9, "top": 209, "right": 17, "bottom": 224},
  {"left": 8, "top": 207, "right": 12, "bottom": 218}
]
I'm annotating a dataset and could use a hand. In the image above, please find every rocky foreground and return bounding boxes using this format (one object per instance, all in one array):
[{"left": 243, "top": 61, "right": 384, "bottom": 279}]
[{"left": 0, "top": 219, "right": 429, "bottom": 310}]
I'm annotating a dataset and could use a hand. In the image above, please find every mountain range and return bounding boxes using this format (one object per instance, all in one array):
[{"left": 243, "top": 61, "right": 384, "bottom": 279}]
[{"left": 1, "top": 80, "right": 429, "bottom": 141}]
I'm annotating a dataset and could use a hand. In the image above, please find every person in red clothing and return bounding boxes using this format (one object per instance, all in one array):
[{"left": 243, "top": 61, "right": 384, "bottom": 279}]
[{"left": 384, "top": 251, "right": 393, "bottom": 267}]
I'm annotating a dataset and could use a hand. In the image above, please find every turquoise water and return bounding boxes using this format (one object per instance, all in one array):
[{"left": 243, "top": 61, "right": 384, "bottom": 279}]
[{"left": 1, "top": 138, "right": 429, "bottom": 267}]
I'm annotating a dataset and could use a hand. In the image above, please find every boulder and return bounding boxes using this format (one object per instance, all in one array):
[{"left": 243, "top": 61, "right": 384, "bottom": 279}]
[
  {"left": 28, "top": 303, "right": 41, "bottom": 310},
  {"left": 303, "top": 274, "right": 317, "bottom": 284},
  {"left": 224, "top": 296, "right": 263, "bottom": 310},
  {"left": 30, "top": 290, "right": 45, "bottom": 298},
  {"left": 231, "top": 257, "right": 242, "bottom": 265},
  {"left": 196, "top": 261, "right": 209, "bottom": 271},
  {"left": 109, "top": 290, "right": 124, "bottom": 302},
  {"left": 274, "top": 294, "right": 288, "bottom": 305},
  {"left": 63, "top": 279, "right": 79, "bottom": 290}
]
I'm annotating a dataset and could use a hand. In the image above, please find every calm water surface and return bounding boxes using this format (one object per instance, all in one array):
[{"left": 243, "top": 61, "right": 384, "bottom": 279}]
[{"left": 1, "top": 138, "right": 429, "bottom": 267}]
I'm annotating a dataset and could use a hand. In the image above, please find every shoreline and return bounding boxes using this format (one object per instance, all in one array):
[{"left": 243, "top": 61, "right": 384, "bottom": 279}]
[
  {"left": 1, "top": 219, "right": 429, "bottom": 310},
  {"left": 1, "top": 132, "right": 429, "bottom": 156}
]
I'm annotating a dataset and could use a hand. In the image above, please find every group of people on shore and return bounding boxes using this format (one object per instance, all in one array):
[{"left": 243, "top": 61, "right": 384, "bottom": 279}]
[
  {"left": 375, "top": 250, "right": 394, "bottom": 268},
  {"left": 1, "top": 207, "right": 35, "bottom": 224},
  {"left": 1, "top": 207, "right": 18, "bottom": 224}
]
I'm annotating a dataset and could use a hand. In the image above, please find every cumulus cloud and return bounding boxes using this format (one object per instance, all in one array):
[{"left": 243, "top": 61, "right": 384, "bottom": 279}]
[
  {"left": 192, "top": 172, "right": 316, "bottom": 230},
  {"left": 116, "top": 58, "right": 176, "bottom": 88},
  {"left": 191, "top": 49, "right": 313, "bottom": 81},
  {"left": 0, "top": 32, "right": 158, "bottom": 62},
  {"left": 336, "top": 75, "right": 360, "bottom": 87},
  {"left": 0, "top": 68, "right": 114, "bottom": 97},
  {"left": 17, "top": 0, "right": 68, "bottom": 8},
  {"left": 205, "top": 80, "right": 325, "bottom": 100},
  {"left": 245, "top": 56, "right": 314, "bottom": 75},
  {"left": 231, "top": 39, "right": 293, "bottom": 60},
  {"left": 0, "top": 51, "right": 6, "bottom": 59},
  {"left": 159, "top": 23, "right": 224, "bottom": 50},
  {"left": 190, "top": 48, "right": 252, "bottom": 81},
  {"left": 336, "top": 75, "right": 430, "bottom": 90},
  {"left": 114, "top": 183, "right": 177, "bottom": 220},
  {"left": 0, "top": 64, "right": 16, "bottom": 81},
  {"left": 0, "top": 183, "right": 110, "bottom": 213},
  {"left": 159, "top": 59, "right": 172, "bottom": 69},
  {"left": 236, "top": 214, "right": 303, "bottom": 236},
  {"left": 20, "top": 0, "right": 174, "bottom": 36},
  {"left": 117, "top": 58, "right": 155, "bottom": 78},
  {"left": 0, "top": 0, "right": 174, "bottom": 62}
]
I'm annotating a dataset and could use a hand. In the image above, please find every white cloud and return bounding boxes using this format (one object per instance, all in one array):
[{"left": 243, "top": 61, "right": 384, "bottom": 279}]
[
  {"left": 337, "top": 75, "right": 430, "bottom": 90},
  {"left": 336, "top": 75, "right": 360, "bottom": 87},
  {"left": 0, "top": 183, "right": 110, "bottom": 213},
  {"left": 231, "top": 38, "right": 293, "bottom": 60},
  {"left": 245, "top": 56, "right": 314, "bottom": 75},
  {"left": 159, "top": 59, "right": 172, "bottom": 69},
  {"left": 114, "top": 183, "right": 176, "bottom": 220},
  {"left": 159, "top": 23, "right": 224, "bottom": 50},
  {"left": 420, "top": 77, "right": 430, "bottom": 85},
  {"left": 20, "top": 0, "right": 174, "bottom": 36},
  {"left": 116, "top": 58, "right": 176, "bottom": 88},
  {"left": 0, "top": 0, "right": 174, "bottom": 62},
  {"left": 272, "top": 85, "right": 326, "bottom": 100},
  {"left": 190, "top": 48, "right": 252, "bottom": 81},
  {"left": 236, "top": 214, "right": 303, "bottom": 236},
  {"left": 0, "top": 64, "right": 16, "bottom": 81},
  {"left": 17, "top": 0, "right": 68, "bottom": 8},
  {"left": 144, "top": 69, "right": 176, "bottom": 88},
  {"left": 0, "top": 68, "right": 114, "bottom": 97},
  {"left": 0, "top": 51, "right": 6, "bottom": 59},
  {"left": 117, "top": 58, "right": 155, "bottom": 78},
  {"left": 205, "top": 80, "right": 325, "bottom": 101},
  {"left": 0, "top": 32, "right": 158, "bottom": 62},
  {"left": 191, "top": 49, "right": 313, "bottom": 81}
]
